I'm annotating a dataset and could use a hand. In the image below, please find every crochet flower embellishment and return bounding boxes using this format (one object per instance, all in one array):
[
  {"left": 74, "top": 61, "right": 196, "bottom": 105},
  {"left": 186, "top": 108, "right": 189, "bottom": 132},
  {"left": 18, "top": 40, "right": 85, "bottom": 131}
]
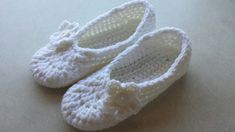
[
  {"left": 106, "top": 80, "right": 142, "bottom": 115},
  {"left": 50, "top": 20, "right": 80, "bottom": 42},
  {"left": 47, "top": 20, "right": 80, "bottom": 53}
]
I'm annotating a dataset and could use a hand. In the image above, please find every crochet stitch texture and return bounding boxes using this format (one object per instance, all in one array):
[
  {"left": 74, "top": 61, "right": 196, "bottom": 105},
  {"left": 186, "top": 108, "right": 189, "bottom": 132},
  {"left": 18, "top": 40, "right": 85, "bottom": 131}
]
[
  {"left": 61, "top": 27, "right": 192, "bottom": 131},
  {"left": 30, "top": 0, "right": 156, "bottom": 88}
]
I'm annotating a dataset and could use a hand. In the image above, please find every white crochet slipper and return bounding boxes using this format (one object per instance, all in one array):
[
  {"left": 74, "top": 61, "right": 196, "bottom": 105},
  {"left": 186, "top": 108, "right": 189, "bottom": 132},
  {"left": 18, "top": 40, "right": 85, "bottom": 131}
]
[
  {"left": 61, "top": 27, "right": 192, "bottom": 131},
  {"left": 30, "top": 0, "right": 156, "bottom": 88}
]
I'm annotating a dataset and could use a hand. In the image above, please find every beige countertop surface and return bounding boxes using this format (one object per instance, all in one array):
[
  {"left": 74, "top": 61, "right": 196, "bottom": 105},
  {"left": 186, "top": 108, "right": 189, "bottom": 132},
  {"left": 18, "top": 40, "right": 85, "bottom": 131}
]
[{"left": 1, "top": 0, "right": 235, "bottom": 131}]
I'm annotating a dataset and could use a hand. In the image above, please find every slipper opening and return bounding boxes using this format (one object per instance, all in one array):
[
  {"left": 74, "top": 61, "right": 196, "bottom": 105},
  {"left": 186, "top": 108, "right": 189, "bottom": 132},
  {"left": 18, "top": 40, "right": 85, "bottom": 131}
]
[
  {"left": 78, "top": 3, "right": 147, "bottom": 49},
  {"left": 110, "top": 29, "right": 183, "bottom": 83}
]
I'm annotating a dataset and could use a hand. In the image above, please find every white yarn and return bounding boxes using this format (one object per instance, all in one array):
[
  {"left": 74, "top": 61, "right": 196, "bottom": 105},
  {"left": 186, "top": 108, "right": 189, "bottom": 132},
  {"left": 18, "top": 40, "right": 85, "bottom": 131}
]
[
  {"left": 30, "top": 0, "right": 156, "bottom": 88},
  {"left": 61, "top": 27, "right": 192, "bottom": 131}
]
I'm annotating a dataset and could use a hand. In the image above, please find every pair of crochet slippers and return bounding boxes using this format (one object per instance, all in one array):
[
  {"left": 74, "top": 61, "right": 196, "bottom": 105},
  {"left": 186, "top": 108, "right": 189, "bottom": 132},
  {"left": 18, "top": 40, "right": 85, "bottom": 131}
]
[{"left": 31, "top": 0, "right": 192, "bottom": 131}]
